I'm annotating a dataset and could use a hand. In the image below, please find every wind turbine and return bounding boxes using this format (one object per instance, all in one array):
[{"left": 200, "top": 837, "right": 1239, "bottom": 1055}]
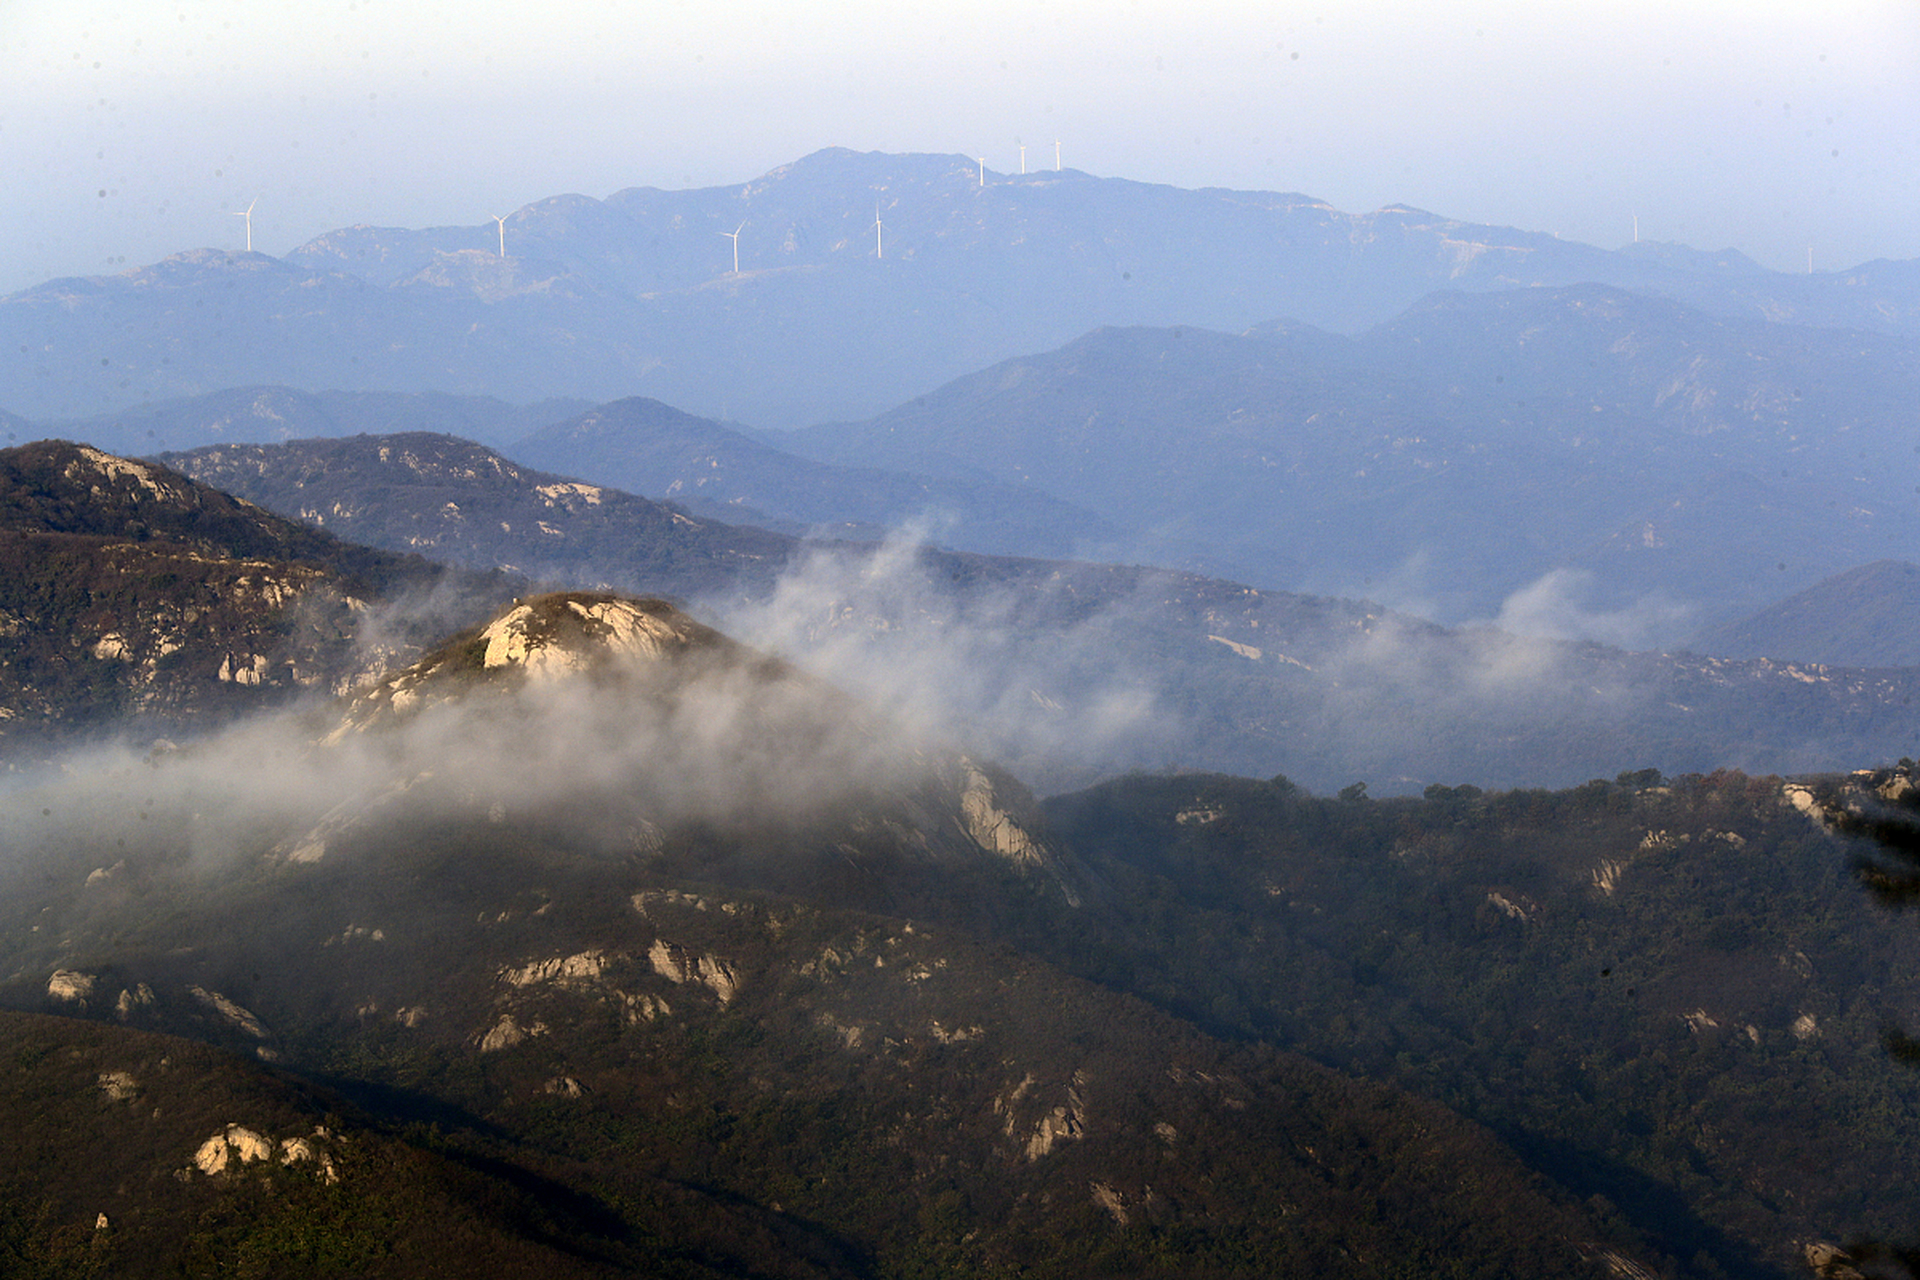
[
  {"left": 491, "top": 213, "right": 508, "bottom": 258},
  {"left": 230, "top": 199, "right": 256, "bottom": 252},
  {"left": 720, "top": 220, "right": 745, "bottom": 274},
  {"left": 1019, "top": 144, "right": 1027, "bottom": 175},
  {"left": 1054, "top": 140, "right": 1061, "bottom": 171},
  {"left": 872, "top": 203, "right": 883, "bottom": 260},
  {"left": 978, "top": 157, "right": 986, "bottom": 187}
]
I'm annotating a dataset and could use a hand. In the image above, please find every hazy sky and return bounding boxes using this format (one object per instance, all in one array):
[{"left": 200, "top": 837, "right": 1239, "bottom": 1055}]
[{"left": 3, "top": 0, "right": 1916, "bottom": 296}]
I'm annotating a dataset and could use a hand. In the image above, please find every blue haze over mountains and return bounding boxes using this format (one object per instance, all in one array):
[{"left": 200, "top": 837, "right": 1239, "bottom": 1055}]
[
  {"left": 12, "top": 148, "right": 1920, "bottom": 426},
  {"left": 19, "top": 122, "right": 1920, "bottom": 1274},
  {"left": 8, "top": 146, "right": 1920, "bottom": 651}
]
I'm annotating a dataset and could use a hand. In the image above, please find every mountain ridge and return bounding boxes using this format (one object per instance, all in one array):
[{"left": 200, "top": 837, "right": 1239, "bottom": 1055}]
[
  {"left": 783, "top": 286, "right": 1920, "bottom": 628},
  {"left": 1689, "top": 560, "right": 1920, "bottom": 667},
  {"left": 153, "top": 430, "right": 1920, "bottom": 794},
  {"left": 0, "top": 439, "right": 512, "bottom": 754}
]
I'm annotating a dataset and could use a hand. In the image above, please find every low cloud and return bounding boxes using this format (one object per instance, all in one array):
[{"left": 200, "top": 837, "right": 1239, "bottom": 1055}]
[
  {"left": 701, "top": 531, "right": 1169, "bottom": 792},
  {"left": 0, "top": 532, "right": 1180, "bottom": 908},
  {"left": 0, "top": 628, "right": 952, "bottom": 903},
  {"left": 1485, "top": 569, "right": 1695, "bottom": 651}
]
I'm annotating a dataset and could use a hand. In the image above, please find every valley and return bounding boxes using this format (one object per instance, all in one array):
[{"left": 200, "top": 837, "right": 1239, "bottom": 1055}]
[{"left": 4, "top": 149, "right": 1920, "bottom": 1277}]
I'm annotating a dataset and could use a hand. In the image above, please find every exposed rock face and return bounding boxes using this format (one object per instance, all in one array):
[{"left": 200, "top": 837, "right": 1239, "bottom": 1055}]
[
  {"left": 959, "top": 761, "right": 1045, "bottom": 867},
  {"left": 1803, "top": 1241, "right": 1872, "bottom": 1279},
  {"left": 477, "top": 596, "right": 689, "bottom": 675},
  {"left": 996, "top": 1071, "right": 1090, "bottom": 1162},
  {"left": 647, "top": 939, "right": 739, "bottom": 1005},
  {"left": 327, "top": 591, "right": 734, "bottom": 738},
  {"left": 188, "top": 986, "right": 270, "bottom": 1040},
  {"left": 479, "top": 1015, "right": 532, "bottom": 1052},
  {"left": 503, "top": 951, "right": 614, "bottom": 988},
  {"left": 192, "top": 1124, "right": 338, "bottom": 1182},
  {"left": 96, "top": 1071, "right": 137, "bottom": 1102},
  {"left": 47, "top": 970, "right": 95, "bottom": 1003},
  {"left": 193, "top": 1125, "right": 274, "bottom": 1175}
]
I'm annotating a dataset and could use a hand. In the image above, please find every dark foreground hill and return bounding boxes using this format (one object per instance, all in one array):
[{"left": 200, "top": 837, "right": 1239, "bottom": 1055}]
[
  {"left": 5, "top": 586, "right": 1920, "bottom": 1275},
  {"left": 0, "top": 1012, "right": 637, "bottom": 1279},
  {"left": 0, "top": 591, "right": 1644, "bottom": 1279},
  {"left": 1041, "top": 765, "right": 1920, "bottom": 1278}
]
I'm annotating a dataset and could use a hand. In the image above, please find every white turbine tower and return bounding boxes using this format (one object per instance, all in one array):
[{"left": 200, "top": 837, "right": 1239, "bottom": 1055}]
[
  {"left": 872, "top": 203, "right": 884, "bottom": 260},
  {"left": 720, "top": 221, "right": 745, "bottom": 274},
  {"left": 491, "top": 214, "right": 508, "bottom": 258},
  {"left": 1054, "top": 140, "right": 1061, "bottom": 171},
  {"left": 1019, "top": 144, "right": 1027, "bottom": 175},
  {"left": 978, "top": 157, "right": 986, "bottom": 187},
  {"left": 230, "top": 199, "right": 256, "bottom": 252}
]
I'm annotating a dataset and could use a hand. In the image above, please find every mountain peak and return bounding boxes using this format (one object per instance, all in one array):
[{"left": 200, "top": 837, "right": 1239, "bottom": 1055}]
[
  {"left": 331, "top": 591, "right": 728, "bottom": 739},
  {"left": 474, "top": 593, "right": 705, "bottom": 675}
]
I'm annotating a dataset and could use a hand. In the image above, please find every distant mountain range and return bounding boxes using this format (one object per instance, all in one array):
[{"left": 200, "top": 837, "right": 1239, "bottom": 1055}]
[
  {"left": 781, "top": 285, "right": 1920, "bottom": 631},
  {"left": 509, "top": 395, "right": 1117, "bottom": 557},
  {"left": 9, "top": 147, "right": 1920, "bottom": 651},
  {"left": 20, "top": 385, "right": 593, "bottom": 456},
  {"left": 1692, "top": 560, "right": 1920, "bottom": 668},
  {"left": 30, "top": 276, "right": 1920, "bottom": 644},
  {"left": 7, "top": 147, "right": 1920, "bottom": 426}
]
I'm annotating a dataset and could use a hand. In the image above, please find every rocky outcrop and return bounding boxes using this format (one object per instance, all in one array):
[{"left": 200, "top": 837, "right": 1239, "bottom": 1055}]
[
  {"left": 479, "top": 1014, "right": 542, "bottom": 1052},
  {"left": 996, "top": 1071, "right": 1090, "bottom": 1162},
  {"left": 647, "top": 939, "right": 739, "bottom": 1005},
  {"left": 503, "top": 950, "right": 615, "bottom": 988},
  {"left": 477, "top": 597, "right": 688, "bottom": 674},
  {"left": 958, "top": 761, "right": 1045, "bottom": 868},
  {"left": 325, "top": 592, "right": 733, "bottom": 739},
  {"left": 188, "top": 986, "right": 270, "bottom": 1041},
  {"left": 191, "top": 1123, "right": 338, "bottom": 1183},
  {"left": 47, "top": 970, "right": 95, "bottom": 1004}
]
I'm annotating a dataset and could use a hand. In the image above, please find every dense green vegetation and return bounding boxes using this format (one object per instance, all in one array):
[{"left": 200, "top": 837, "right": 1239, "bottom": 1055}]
[
  {"left": 1043, "top": 768, "right": 1920, "bottom": 1276},
  {"left": 1, "top": 771, "right": 1646, "bottom": 1279},
  {"left": 0, "top": 1013, "right": 634, "bottom": 1279},
  {"left": 13, "top": 672, "right": 1920, "bottom": 1279}
]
